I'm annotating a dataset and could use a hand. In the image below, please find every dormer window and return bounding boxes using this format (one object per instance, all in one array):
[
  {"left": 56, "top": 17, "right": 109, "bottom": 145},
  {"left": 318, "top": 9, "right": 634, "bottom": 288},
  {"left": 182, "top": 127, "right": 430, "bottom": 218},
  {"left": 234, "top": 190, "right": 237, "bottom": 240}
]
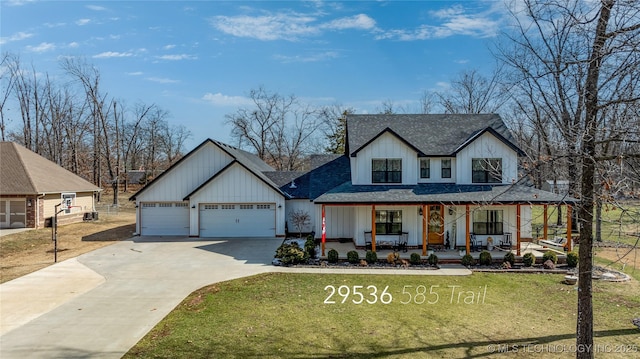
[
  {"left": 372, "top": 159, "right": 402, "bottom": 183},
  {"left": 441, "top": 159, "right": 451, "bottom": 178},
  {"left": 472, "top": 158, "right": 502, "bottom": 183},
  {"left": 419, "top": 159, "right": 430, "bottom": 179}
]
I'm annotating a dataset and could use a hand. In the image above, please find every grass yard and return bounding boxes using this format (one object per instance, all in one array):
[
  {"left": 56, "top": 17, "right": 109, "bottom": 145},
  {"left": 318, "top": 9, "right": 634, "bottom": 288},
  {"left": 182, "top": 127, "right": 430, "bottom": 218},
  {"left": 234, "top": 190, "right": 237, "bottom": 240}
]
[{"left": 125, "top": 273, "right": 640, "bottom": 358}]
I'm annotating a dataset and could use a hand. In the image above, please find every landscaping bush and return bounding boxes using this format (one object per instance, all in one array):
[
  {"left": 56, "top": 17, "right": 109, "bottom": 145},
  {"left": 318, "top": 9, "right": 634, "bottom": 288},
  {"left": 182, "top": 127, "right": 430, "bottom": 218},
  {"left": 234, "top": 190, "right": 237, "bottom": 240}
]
[
  {"left": 304, "top": 238, "right": 316, "bottom": 258},
  {"left": 503, "top": 251, "right": 515, "bottom": 266},
  {"left": 461, "top": 254, "right": 475, "bottom": 267},
  {"left": 327, "top": 249, "right": 339, "bottom": 263},
  {"left": 427, "top": 253, "right": 439, "bottom": 266},
  {"left": 566, "top": 251, "right": 578, "bottom": 268},
  {"left": 523, "top": 252, "right": 535, "bottom": 267},
  {"left": 542, "top": 251, "right": 558, "bottom": 264},
  {"left": 365, "top": 250, "right": 378, "bottom": 264},
  {"left": 479, "top": 251, "right": 492, "bottom": 266},
  {"left": 346, "top": 250, "right": 360, "bottom": 264},
  {"left": 410, "top": 252, "right": 422, "bottom": 265},
  {"left": 274, "top": 243, "right": 306, "bottom": 265}
]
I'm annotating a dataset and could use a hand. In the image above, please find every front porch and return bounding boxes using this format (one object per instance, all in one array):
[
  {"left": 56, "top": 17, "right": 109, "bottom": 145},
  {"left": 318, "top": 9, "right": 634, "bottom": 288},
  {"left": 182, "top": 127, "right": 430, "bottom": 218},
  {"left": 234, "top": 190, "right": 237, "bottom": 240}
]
[{"left": 320, "top": 239, "right": 567, "bottom": 264}]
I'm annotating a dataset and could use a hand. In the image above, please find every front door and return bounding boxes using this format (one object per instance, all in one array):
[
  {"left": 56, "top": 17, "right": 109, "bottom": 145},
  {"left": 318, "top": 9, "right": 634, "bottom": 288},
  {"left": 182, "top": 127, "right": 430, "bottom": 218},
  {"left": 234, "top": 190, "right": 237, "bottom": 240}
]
[{"left": 428, "top": 205, "right": 444, "bottom": 245}]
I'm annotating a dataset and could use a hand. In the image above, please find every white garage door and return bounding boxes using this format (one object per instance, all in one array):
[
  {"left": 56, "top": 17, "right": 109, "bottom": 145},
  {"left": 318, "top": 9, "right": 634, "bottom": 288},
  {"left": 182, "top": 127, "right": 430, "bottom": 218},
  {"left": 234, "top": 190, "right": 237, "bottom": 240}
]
[
  {"left": 140, "top": 202, "right": 189, "bottom": 236},
  {"left": 199, "top": 203, "right": 275, "bottom": 237}
]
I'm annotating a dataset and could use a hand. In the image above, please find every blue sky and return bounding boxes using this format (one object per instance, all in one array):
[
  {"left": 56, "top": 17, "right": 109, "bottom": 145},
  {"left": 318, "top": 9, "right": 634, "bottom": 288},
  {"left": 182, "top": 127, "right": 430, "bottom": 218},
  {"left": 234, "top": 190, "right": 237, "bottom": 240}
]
[{"left": 1, "top": 0, "right": 508, "bottom": 149}]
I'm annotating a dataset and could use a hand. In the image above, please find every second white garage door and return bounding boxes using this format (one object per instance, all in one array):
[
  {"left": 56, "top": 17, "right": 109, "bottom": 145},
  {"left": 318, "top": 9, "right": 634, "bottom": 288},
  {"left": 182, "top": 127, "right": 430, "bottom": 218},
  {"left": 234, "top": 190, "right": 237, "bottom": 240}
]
[{"left": 199, "top": 203, "right": 276, "bottom": 237}]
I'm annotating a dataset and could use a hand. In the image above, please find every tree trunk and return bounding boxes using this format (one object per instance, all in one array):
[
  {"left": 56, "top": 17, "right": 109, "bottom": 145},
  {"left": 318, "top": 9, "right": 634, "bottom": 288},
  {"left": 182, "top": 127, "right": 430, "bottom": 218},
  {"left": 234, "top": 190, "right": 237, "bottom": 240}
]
[{"left": 577, "top": 1, "right": 613, "bottom": 358}]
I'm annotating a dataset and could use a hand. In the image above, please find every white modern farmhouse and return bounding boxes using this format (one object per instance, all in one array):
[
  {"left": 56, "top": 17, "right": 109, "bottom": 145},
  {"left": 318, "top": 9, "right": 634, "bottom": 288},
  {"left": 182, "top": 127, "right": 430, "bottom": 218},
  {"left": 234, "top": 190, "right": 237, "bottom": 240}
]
[{"left": 130, "top": 114, "right": 577, "bottom": 256}]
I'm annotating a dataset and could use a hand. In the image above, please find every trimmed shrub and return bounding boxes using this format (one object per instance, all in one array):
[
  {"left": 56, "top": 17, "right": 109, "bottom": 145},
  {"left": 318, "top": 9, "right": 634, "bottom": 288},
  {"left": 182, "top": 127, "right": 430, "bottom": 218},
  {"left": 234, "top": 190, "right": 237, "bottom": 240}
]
[
  {"left": 327, "top": 249, "right": 339, "bottom": 263},
  {"left": 523, "top": 252, "right": 535, "bottom": 267},
  {"left": 566, "top": 251, "right": 578, "bottom": 268},
  {"left": 503, "top": 251, "right": 515, "bottom": 266},
  {"left": 409, "top": 252, "right": 422, "bottom": 265},
  {"left": 304, "top": 238, "right": 316, "bottom": 259},
  {"left": 542, "top": 251, "right": 558, "bottom": 264},
  {"left": 479, "top": 251, "right": 492, "bottom": 266},
  {"left": 427, "top": 253, "right": 439, "bottom": 266},
  {"left": 346, "top": 250, "right": 360, "bottom": 264},
  {"left": 274, "top": 243, "right": 306, "bottom": 265},
  {"left": 365, "top": 250, "right": 378, "bottom": 264},
  {"left": 461, "top": 254, "right": 475, "bottom": 266}
]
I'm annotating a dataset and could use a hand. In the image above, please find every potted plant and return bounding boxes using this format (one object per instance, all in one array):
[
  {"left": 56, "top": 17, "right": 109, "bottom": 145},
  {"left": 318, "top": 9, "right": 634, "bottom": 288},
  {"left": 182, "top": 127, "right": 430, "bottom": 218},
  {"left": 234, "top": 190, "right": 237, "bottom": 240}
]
[
  {"left": 487, "top": 237, "right": 494, "bottom": 251},
  {"left": 458, "top": 247, "right": 465, "bottom": 256}
]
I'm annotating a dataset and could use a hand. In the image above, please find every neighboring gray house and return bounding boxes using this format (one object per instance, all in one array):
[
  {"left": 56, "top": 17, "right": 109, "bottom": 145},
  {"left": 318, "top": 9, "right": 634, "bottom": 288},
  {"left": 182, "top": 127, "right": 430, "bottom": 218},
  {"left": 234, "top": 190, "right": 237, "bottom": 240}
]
[{"left": 542, "top": 180, "right": 570, "bottom": 195}]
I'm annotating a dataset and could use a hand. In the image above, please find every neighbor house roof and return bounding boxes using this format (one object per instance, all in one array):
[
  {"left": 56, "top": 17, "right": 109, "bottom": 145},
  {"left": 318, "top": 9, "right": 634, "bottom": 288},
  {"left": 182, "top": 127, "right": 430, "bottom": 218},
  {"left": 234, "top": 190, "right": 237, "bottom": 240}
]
[
  {"left": 314, "top": 183, "right": 579, "bottom": 205},
  {"left": 0, "top": 141, "right": 101, "bottom": 195},
  {"left": 346, "top": 114, "right": 524, "bottom": 157}
]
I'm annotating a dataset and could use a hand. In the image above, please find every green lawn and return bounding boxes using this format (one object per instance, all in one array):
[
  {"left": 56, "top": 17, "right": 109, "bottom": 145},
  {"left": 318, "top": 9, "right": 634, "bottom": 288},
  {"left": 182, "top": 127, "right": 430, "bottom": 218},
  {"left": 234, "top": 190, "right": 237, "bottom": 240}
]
[{"left": 124, "top": 273, "right": 640, "bottom": 358}]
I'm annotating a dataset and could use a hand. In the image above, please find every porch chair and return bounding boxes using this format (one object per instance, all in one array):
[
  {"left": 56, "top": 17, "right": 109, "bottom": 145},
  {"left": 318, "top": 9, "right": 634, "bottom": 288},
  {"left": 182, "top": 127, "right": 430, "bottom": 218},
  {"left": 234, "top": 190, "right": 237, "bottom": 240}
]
[
  {"left": 470, "top": 233, "right": 479, "bottom": 252},
  {"left": 500, "top": 232, "right": 512, "bottom": 249},
  {"left": 364, "top": 231, "right": 372, "bottom": 251},
  {"left": 394, "top": 232, "right": 408, "bottom": 253}
]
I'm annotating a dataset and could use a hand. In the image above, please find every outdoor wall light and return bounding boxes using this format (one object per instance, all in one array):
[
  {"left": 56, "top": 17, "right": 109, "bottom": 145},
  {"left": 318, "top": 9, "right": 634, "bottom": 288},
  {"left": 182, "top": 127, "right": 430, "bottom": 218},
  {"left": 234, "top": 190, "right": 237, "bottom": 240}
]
[
  {"left": 418, "top": 207, "right": 423, "bottom": 216},
  {"left": 27, "top": 198, "right": 32, "bottom": 207},
  {"left": 191, "top": 205, "right": 196, "bottom": 208},
  {"left": 278, "top": 204, "right": 282, "bottom": 208}
]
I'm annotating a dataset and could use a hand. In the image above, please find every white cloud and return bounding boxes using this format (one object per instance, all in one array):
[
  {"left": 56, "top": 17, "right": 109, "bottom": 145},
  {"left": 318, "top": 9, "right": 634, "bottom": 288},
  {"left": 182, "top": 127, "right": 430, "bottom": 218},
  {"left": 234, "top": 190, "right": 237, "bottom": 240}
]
[
  {"left": 163, "top": 44, "right": 176, "bottom": 50},
  {"left": 273, "top": 51, "right": 339, "bottom": 63},
  {"left": 86, "top": 5, "right": 107, "bottom": 11},
  {"left": 376, "top": 5, "right": 500, "bottom": 41},
  {"left": 211, "top": 13, "right": 318, "bottom": 41},
  {"left": 322, "top": 14, "right": 376, "bottom": 30},
  {"left": 5, "top": 0, "right": 36, "bottom": 6},
  {"left": 0, "top": 31, "right": 34, "bottom": 45},
  {"left": 76, "top": 19, "right": 91, "bottom": 26},
  {"left": 92, "top": 51, "right": 133, "bottom": 58},
  {"left": 202, "top": 92, "right": 252, "bottom": 107},
  {"left": 146, "top": 77, "right": 179, "bottom": 84},
  {"left": 126, "top": 71, "right": 143, "bottom": 76},
  {"left": 155, "top": 54, "right": 197, "bottom": 61},
  {"left": 67, "top": 42, "right": 79, "bottom": 48},
  {"left": 26, "top": 42, "right": 56, "bottom": 53}
]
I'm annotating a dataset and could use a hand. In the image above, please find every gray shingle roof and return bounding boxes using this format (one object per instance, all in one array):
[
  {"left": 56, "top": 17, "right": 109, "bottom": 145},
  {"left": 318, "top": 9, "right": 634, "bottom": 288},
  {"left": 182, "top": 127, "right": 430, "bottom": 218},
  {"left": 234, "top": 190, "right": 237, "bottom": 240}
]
[
  {"left": 0, "top": 142, "right": 101, "bottom": 195},
  {"left": 314, "top": 183, "right": 578, "bottom": 205},
  {"left": 346, "top": 114, "right": 521, "bottom": 157},
  {"left": 277, "top": 155, "right": 351, "bottom": 200}
]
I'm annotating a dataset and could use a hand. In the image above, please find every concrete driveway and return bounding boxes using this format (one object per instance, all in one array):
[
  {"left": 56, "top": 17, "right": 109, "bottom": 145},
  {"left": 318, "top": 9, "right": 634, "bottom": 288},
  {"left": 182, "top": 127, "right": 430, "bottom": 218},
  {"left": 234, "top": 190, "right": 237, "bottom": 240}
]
[{"left": 0, "top": 236, "right": 283, "bottom": 359}]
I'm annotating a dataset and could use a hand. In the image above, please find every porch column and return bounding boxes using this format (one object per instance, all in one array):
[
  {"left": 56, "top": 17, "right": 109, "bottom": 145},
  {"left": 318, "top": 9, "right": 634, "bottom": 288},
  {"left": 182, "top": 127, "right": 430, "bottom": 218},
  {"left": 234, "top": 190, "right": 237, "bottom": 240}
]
[
  {"left": 321, "top": 204, "right": 326, "bottom": 256},
  {"left": 543, "top": 204, "right": 548, "bottom": 241},
  {"left": 422, "top": 204, "right": 427, "bottom": 256},
  {"left": 465, "top": 204, "right": 470, "bottom": 254},
  {"left": 566, "top": 205, "right": 572, "bottom": 252},
  {"left": 371, "top": 205, "right": 376, "bottom": 252},
  {"left": 516, "top": 204, "right": 521, "bottom": 256}
]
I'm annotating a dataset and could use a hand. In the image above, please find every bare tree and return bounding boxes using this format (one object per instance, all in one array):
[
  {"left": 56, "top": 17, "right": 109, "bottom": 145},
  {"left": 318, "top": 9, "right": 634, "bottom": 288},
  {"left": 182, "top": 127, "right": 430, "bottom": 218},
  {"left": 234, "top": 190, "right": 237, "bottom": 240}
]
[
  {"left": 499, "top": 1, "right": 640, "bottom": 356},
  {"left": 0, "top": 53, "right": 18, "bottom": 141},
  {"left": 227, "top": 86, "right": 323, "bottom": 170},
  {"left": 318, "top": 104, "right": 354, "bottom": 155},
  {"left": 436, "top": 67, "right": 509, "bottom": 114}
]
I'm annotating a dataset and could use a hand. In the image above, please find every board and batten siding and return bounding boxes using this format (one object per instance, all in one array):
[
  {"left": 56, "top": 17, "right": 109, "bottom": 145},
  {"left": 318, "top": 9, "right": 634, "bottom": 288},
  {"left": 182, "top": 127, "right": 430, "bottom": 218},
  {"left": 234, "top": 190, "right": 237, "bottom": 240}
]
[
  {"left": 416, "top": 157, "right": 457, "bottom": 183},
  {"left": 455, "top": 132, "right": 518, "bottom": 185},
  {"left": 314, "top": 205, "right": 355, "bottom": 239},
  {"left": 188, "top": 163, "right": 285, "bottom": 236},
  {"left": 135, "top": 142, "right": 234, "bottom": 203},
  {"left": 285, "top": 199, "right": 315, "bottom": 234},
  {"left": 351, "top": 132, "right": 418, "bottom": 185}
]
